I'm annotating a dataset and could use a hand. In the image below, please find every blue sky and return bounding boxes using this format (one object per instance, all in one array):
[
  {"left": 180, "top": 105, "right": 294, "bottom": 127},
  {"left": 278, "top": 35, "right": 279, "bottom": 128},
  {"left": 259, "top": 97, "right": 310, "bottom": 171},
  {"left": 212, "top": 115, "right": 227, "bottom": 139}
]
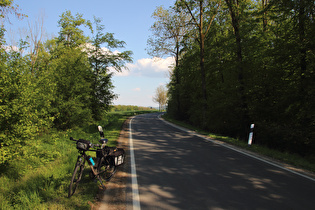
[{"left": 4, "top": 0, "right": 176, "bottom": 107}]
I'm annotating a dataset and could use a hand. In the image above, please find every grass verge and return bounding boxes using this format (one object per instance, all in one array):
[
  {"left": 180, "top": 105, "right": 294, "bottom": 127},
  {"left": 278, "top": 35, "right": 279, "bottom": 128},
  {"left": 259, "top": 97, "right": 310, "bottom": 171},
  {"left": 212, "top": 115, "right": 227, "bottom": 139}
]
[
  {"left": 0, "top": 110, "right": 156, "bottom": 209},
  {"left": 163, "top": 114, "right": 315, "bottom": 174}
]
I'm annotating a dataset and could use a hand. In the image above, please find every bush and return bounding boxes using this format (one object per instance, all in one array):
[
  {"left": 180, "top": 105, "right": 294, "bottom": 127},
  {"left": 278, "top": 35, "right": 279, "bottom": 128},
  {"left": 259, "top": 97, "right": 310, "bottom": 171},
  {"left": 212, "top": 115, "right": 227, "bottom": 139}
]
[{"left": 0, "top": 111, "right": 139, "bottom": 208}]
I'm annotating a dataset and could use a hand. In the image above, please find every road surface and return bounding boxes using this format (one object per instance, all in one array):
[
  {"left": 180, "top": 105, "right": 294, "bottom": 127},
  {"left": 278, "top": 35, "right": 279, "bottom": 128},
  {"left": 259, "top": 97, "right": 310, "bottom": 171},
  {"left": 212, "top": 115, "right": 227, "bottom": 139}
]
[{"left": 128, "top": 113, "right": 315, "bottom": 209}]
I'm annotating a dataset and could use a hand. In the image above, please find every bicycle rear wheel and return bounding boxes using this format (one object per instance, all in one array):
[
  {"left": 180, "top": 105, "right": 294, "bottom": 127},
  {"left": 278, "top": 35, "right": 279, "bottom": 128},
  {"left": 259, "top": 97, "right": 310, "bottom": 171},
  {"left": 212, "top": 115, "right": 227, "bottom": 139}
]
[
  {"left": 68, "top": 159, "right": 85, "bottom": 197},
  {"left": 97, "top": 156, "right": 116, "bottom": 181}
]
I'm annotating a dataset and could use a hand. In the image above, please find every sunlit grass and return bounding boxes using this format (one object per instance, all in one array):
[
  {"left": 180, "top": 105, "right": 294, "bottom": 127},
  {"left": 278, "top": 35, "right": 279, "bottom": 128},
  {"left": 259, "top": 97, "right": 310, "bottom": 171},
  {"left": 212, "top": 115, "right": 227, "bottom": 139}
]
[{"left": 0, "top": 110, "right": 157, "bottom": 209}]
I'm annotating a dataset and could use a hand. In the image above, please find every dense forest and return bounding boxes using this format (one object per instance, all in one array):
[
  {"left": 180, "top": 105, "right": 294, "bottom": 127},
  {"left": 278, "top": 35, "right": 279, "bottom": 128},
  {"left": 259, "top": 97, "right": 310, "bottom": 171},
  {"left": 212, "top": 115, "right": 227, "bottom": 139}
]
[
  {"left": 148, "top": 0, "right": 314, "bottom": 158},
  {"left": 0, "top": 2, "right": 132, "bottom": 164}
]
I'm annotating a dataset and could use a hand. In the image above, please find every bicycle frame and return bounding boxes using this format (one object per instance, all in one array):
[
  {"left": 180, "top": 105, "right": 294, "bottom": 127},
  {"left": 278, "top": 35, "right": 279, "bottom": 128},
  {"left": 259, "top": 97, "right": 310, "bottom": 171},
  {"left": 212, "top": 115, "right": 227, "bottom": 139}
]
[
  {"left": 81, "top": 150, "right": 106, "bottom": 182},
  {"left": 68, "top": 126, "right": 117, "bottom": 197}
]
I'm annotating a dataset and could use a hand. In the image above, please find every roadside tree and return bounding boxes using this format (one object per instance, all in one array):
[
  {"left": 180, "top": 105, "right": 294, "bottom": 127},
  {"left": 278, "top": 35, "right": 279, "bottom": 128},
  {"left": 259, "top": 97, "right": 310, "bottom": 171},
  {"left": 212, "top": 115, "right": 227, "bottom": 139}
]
[{"left": 153, "top": 85, "right": 168, "bottom": 112}]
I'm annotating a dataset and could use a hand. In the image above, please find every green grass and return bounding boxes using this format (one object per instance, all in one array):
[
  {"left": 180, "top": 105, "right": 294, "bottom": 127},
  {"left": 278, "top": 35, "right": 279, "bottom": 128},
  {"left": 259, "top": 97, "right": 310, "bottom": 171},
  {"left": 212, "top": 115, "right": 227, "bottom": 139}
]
[
  {"left": 163, "top": 114, "right": 315, "bottom": 174},
  {"left": 0, "top": 110, "right": 156, "bottom": 209}
]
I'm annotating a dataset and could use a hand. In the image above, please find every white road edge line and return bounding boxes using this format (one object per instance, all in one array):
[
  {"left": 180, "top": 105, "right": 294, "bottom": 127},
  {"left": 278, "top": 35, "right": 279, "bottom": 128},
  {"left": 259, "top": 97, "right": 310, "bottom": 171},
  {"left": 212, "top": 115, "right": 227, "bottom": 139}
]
[
  {"left": 158, "top": 114, "right": 315, "bottom": 183},
  {"left": 129, "top": 117, "right": 141, "bottom": 210}
]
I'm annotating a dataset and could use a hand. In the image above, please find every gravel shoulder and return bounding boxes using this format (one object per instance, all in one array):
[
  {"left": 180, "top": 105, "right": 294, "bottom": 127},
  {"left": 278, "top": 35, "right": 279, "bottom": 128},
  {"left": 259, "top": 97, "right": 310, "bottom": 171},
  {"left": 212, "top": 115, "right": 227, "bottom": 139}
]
[{"left": 93, "top": 118, "right": 130, "bottom": 210}]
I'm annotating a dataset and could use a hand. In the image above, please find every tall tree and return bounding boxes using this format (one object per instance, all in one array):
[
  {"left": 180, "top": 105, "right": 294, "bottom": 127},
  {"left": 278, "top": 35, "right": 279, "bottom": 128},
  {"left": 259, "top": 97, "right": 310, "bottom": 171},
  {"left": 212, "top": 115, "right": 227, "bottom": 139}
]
[
  {"left": 0, "top": 0, "right": 48, "bottom": 164},
  {"left": 51, "top": 11, "right": 94, "bottom": 129},
  {"left": 153, "top": 85, "right": 168, "bottom": 112},
  {"left": 267, "top": 0, "right": 315, "bottom": 152},
  {"left": 57, "top": 10, "right": 92, "bottom": 48},
  {"left": 27, "top": 11, "right": 45, "bottom": 72},
  {"left": 147, "top": 6, "right": 189, "bottom": 67},
  {"left": 176, "top": 0, "right": 221, "bottom": 128},
  {"left": 224, "top": 0, "right": 249, "bottom": 128},
  {"left": 88, "top": 17, "right": 133, "bottom": 120},
  {"left": 147, "top": 6, "right": 190, "bottom": 118}
]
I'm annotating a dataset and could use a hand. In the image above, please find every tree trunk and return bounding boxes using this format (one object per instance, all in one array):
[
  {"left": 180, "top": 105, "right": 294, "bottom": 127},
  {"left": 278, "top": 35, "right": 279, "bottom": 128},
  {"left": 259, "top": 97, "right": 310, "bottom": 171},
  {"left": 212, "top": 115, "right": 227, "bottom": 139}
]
[
  {"left": 199, "top": 1, "right": 207, "bottom": 128},
  {"left": 175, "top": 41, "right": 181, "bottom": 117},
  {"left": 298, "top": 0, "right": 306, "bottom": 95},
  {"left": 183, "top": 0, "right": 221, "bottom": 128},
  {"left": 225, "top": 0, "right": 249, "bottom": 126},
  {"left": 262, "top": 0, "right": 269, "bottom": 32}
]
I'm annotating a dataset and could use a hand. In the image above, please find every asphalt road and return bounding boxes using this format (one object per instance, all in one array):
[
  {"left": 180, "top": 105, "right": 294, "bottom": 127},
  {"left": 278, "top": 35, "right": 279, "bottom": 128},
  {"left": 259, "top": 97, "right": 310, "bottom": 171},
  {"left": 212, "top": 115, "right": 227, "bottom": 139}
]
[{"left": 128, "top": 113, "right": 315, "bottom": 210}]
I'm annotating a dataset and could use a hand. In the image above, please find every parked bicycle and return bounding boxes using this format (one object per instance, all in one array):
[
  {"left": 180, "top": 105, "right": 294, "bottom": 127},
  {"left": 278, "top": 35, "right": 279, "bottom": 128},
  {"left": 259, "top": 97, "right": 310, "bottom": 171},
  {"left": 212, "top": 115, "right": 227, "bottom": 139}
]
[{"left": 68, "top": 126, "right": 125, "bottom": 198}]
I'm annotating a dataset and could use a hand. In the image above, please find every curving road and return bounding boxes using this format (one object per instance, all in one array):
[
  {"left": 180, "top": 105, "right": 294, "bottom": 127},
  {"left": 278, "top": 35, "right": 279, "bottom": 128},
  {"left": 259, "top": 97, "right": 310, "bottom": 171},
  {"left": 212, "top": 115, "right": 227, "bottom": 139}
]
[{"left": 127, "top": 113, "right": 315, "bottom": 210}]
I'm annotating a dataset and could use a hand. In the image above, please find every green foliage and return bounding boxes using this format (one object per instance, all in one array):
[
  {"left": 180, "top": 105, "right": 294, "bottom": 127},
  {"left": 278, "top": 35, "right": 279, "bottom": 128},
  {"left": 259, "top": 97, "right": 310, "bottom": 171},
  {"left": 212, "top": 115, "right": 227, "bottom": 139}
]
[
  {"left": 0, "top": 40, "right": 54, "bottom": 163},
  {"left": 1, "top": 5, "right": 137, "bottom": 205},
  {"left": 0, "top": 112, "right": 134, "bottom": 209},
  {"left": 0, "top": 7, "right": 132, "bottom": 165},
  {"left": 111, "top": 105, "right": 157, "bottom": 112},
  {"left": 0, "top": 0, "right": 26, "bottom": 19},
  {"left": 153, "top": 85, "right": 167, "bottom": 111},
  {"left": 50, "top": 45, "right": 94, "bottom": 130},
  {"left": 57, "top": 10, "right": 92, "bottom": 48},
  {"left": 88, "top": 17, "right": 133, "bottom": 121},
  {"left": 166, "top": 0, "right": 315, "bottom": 156}
]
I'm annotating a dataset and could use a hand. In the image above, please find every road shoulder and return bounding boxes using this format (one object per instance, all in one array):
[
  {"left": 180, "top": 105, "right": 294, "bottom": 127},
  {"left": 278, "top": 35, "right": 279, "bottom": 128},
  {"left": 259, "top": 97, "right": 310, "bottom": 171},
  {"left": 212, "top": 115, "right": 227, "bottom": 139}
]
[
  {"left": 159, "top": 115, "right": 315, "bottom": 182},
  {"left": 94, "top": 118, "right": 130, "bottom": 210}
]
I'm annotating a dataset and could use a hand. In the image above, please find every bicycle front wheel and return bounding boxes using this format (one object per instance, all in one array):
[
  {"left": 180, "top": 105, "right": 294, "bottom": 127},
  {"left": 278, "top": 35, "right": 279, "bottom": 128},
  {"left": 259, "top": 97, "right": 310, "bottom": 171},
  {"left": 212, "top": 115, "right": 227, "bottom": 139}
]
[{"left": 68, "top": 160, "right": 85, "bottom": 197}]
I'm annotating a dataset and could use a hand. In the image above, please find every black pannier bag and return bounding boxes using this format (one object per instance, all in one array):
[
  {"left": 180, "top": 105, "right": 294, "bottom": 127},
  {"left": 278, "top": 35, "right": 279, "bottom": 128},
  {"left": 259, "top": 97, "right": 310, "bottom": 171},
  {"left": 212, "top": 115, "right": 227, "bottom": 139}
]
[
  {"left": 97, "top": 146, "right": 125, "bottom": 166},
  {"left": 109, "top": 147, "right": 125, "bottom": 166},
  {"left": 76, "top": 139, "right": 91, "bottom": 151}
]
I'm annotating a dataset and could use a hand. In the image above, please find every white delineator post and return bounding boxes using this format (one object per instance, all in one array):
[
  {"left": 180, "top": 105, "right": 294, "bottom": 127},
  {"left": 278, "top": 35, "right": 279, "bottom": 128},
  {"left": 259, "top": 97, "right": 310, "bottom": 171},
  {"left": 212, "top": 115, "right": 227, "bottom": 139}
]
[{"left": 248, "top": 124, "right": 255, "bottom": 146}]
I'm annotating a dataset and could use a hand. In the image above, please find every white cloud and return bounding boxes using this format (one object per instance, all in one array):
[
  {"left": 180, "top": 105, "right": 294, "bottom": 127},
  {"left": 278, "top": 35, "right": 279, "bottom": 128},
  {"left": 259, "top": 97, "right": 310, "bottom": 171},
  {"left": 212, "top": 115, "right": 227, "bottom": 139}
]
[
  {"left": 112, "top": 56, "right": 175, "bottom": 78},
  {"left": 110, "top": 66, "right": 130, "bottom": 76},
  {"left": 2, "top": 45, "right": 21, "bottom": 53},
  {"left": 82, "top": 43, "right": 120, "bottom": 57},
  {"left": 133, "top": 87, "right": 141, "bottom": 92},
  {"left": 84, "top": 44, "right": 175, "bottom": 78}
]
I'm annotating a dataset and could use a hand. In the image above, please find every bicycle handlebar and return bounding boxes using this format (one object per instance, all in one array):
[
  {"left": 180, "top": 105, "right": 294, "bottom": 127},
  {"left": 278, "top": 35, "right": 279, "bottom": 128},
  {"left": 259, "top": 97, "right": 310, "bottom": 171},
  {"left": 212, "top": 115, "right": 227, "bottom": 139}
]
[{"left": 69, "top": 137, "right": 100, "bottom": 148}]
